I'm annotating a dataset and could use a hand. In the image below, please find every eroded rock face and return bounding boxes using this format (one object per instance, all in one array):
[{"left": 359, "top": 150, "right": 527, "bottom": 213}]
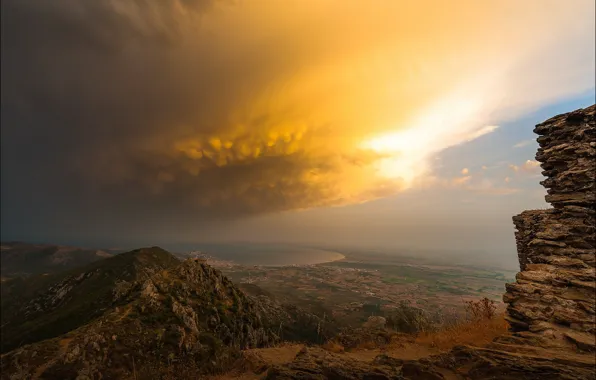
[
  {"left": 263, "top": 344, "right": 596, "bottom": 380},
  {"left": 535, "top": 106, "right": 596, "bottom": 208},
  {"left": 0, "top": 256, "right": 330, "bottom": 379},
  {"left": 265, "top": 346, "right": 407, "bottom": 380},
  {"left": 504, "top": 104, "right": 595, "bottom": 351}
]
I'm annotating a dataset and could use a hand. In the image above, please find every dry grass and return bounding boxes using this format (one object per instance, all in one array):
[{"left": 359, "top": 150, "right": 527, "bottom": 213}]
[
  {"left": 246, "top": 343, "right": 303, "bottom": 366},
  {"left": 175, "top": 299, "right": 509, "bottom": 379},
  {"left": 322, "top": 340, "right": 345, "bottom": 353},
  {"left": 355, "top": 341, "right": 379, "bottom": 350},
  {"left": 324, "top": 298, "right": 507, "bottom": 357},
  {"left": 415, "top": 313, "right": 509, "bottom": 350},
  {"left": 344, "top": 298, "right": 509, "bottom": 356}
]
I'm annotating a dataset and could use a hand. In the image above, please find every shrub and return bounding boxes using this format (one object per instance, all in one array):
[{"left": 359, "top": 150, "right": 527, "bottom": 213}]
[
  {"left": 464, "top": 297, "right": 497, "bottom": 320},
  {"left": 385, "top": 300, "right": 435, "bottom": 334}
]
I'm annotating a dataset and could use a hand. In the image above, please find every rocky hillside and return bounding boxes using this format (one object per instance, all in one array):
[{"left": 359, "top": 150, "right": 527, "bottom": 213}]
[
  {"left": 0, "top": 248, "right": 329, "bottom": 379},
  {"left": 0, "top": 241, "right": 118, "bottom": 279},
  {"left": 1, "top": 247, "right": 181, "bottom": 353}
]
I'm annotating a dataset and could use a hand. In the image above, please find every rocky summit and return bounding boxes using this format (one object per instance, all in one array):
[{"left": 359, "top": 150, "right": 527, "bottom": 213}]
[
  {"left": 0, "top": 248, "right": 328, "bottom": 379},
  {"left": 1, "top": 247, "right": 181, "bottom": 354}
]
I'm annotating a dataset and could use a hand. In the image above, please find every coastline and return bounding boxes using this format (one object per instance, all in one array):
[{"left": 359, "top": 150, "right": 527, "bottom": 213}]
[{"left": 202, "top": 247, "right": 347, "bottom": 267}]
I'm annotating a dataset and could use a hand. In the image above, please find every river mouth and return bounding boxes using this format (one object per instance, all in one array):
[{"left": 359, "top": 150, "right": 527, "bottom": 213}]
[{"left": 187, "top": 243, "right": 345, "bottom": 266}]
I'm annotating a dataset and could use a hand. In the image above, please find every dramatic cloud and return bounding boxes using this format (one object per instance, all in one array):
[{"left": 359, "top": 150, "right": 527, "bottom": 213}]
[
  {"left": 513, "top": 140, "right": 534, "bottom": 148},
  {"left": 509, "top": 160, "right": 542, "bottom": 174},
  {"left": 1, "top": 0, "right": 594, "bottom": 240}
]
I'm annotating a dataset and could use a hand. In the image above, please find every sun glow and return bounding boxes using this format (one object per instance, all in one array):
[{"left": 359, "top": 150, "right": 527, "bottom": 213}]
[
  {"left": 360, "top": 128, "right": 430, "bottom": 183},
  {"left": 360, "top": 94, "right": 496, "bottom": 183}
]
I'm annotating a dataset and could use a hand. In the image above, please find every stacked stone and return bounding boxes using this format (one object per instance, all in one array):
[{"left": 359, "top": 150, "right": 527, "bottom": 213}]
[
  {"left": 535, "top": 105, "right": 596, "bottom": 208},
  {"left": 504, "top": 104, "right": 595, "bottom": 352}
]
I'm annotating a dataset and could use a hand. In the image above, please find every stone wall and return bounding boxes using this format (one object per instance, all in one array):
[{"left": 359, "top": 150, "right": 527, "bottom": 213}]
[{"left": 503, "top": 104, "right": 595, "bottom": 352}]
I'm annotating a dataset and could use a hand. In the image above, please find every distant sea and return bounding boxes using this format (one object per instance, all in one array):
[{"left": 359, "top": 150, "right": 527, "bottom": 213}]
[{"left": 179, "top": 243, "right": 345, "bottom": 266}]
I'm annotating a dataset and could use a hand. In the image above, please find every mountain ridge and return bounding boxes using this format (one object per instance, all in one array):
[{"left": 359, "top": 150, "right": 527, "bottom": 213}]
[
  {"left": 1, "top": 247, "right": 181, "bottom": 353},
  {"left": 0, "top": 247, "right": 331, "bottom": 379}
]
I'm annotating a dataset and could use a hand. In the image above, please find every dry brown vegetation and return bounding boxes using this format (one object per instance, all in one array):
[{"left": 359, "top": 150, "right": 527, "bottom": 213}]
[
  {"left": 326, "top": 298, "right": 508, "bottom": 355},
  {"left": 415, "top": 313, "right": 508, "bottom": 350},
  {"left": 205, "top": 344, "right": 304, "bottom": 380},
  {"left": 321, "top": 340, "right": 345, "bottom": 353},
  {"left": 414, "top": 297, "right": 507, "bottom": 351},
  {"left": 189, "top": 299, "right": 510, "bottom": 379},
  {"left": 324, "top": 312, "right": 508, "bottom": 360},
  {"left": 464, "top": 297, "right": 498, "bottom": 320},
  {"left": 355, "top": 340, "right": 379, "bottom": 350}
]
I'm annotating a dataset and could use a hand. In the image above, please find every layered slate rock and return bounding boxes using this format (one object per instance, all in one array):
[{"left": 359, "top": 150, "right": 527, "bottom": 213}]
[
  {"left": 264, "top": 346, "right": 407, "bottom": 380},
  {"left": 504, "top": 104, "right": 596, "bottom": 351},
  {"left": 535, "top": 106, "right": 595, "bottom": 208},
  {"left": 263, "top": 344, "right": 596, "bottom": 380}
]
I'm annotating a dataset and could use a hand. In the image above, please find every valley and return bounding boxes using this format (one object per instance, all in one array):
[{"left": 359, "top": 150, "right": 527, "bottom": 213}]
[{"left": 207, "top": 253, "right": 515, "bottom": 327}]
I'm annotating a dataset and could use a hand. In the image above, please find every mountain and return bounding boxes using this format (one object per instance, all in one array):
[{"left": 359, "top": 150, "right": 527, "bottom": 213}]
[
  {"left": 0, "top": 247, "right": 330, "bottom": 379},
  {"left": 0, "top": 242, "right": 119, "bottom": 279},
  {"left": 0, "top": 246, "right": 181, "bottom": 353}
]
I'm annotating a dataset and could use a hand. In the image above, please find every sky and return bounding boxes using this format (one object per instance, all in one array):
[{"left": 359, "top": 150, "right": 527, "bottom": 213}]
[{"left": 1, "top": 0, "right": 595, "bottom": 268}]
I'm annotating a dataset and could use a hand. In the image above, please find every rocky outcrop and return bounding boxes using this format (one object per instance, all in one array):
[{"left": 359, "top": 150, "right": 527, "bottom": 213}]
[
  {"left": 0, "top": 252, "right": 328, "bottom": 379},
  {"left": 264, "top": 346, "right": 407, "bottom": 380},
  {"left": 263, "top": 343, "right": 596, "bottom": 380},
  {"left": 503, "top": 104, "right": 595, "bottom": 351},
  {"left": 0, "top": 247, "right": 181, "bottom": 354},
  {"left": 428, "top": 344, "right": 596, "bottom": 380},
  {"left": 535, "top": 106, "right": 595, "bottom": 208}
]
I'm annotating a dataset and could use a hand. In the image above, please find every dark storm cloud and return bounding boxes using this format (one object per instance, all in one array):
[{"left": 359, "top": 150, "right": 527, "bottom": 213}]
[
  {"left": 0, "top": 0, "right": 397, "bottom": 241},
  {"left": 3, "top": 0, "right": 591, "bottom": 245}
]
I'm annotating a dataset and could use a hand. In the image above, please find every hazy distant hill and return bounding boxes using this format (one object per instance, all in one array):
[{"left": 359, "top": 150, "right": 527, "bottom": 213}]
[
  {"left": 0, "top": 247, "right": 332, "bottom": 378},
  {"left": 0, "top": 241, "right": 121, "bottom": 279}
]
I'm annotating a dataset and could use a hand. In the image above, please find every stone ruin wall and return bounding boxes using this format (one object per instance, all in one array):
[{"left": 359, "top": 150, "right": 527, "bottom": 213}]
[{"left": 503, "top": 104, "right": 595, "bottom": 351}]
